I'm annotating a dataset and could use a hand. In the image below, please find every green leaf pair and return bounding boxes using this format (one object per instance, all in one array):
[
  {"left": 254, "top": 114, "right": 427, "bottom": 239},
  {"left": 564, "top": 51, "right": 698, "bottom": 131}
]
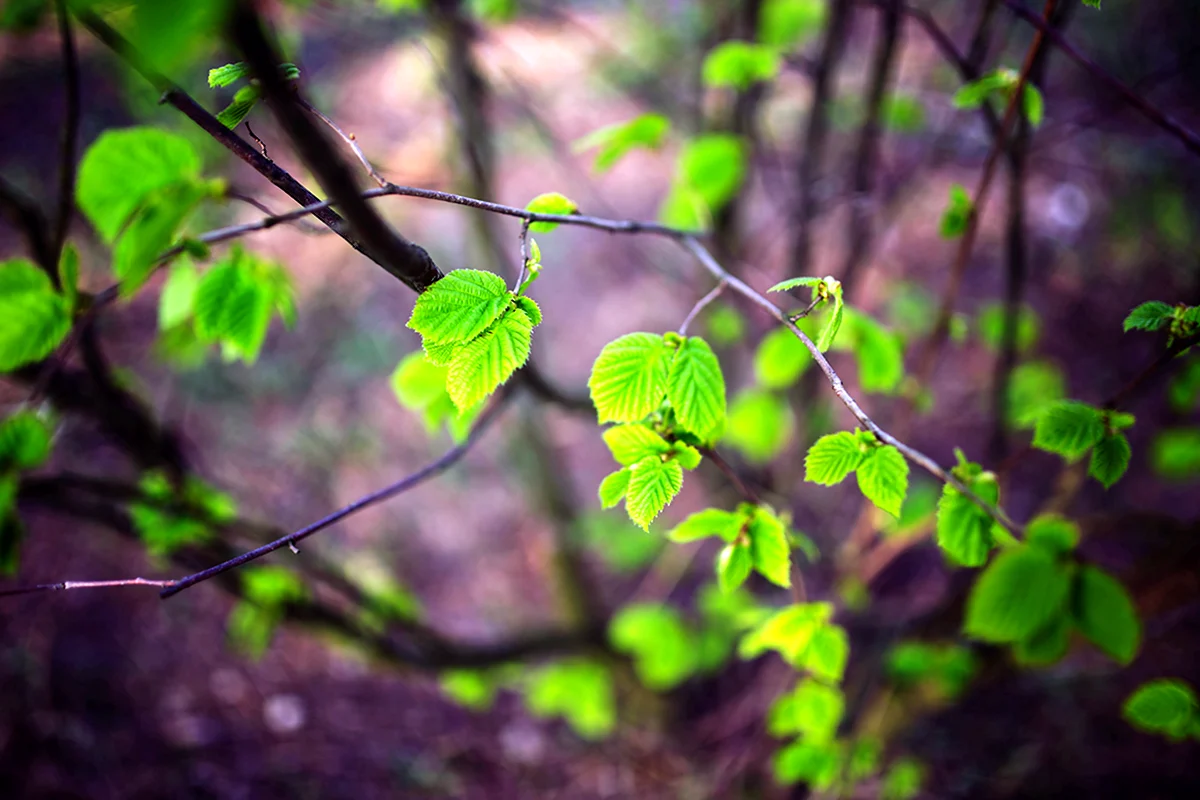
[
  {"left": 524, "top": 658, "right": 615, "bottom": 740},
  {"left": 965, "top": 516, "right": 1141, "bottom": 666},
  {"left": 952, "top": 68, "right": 1045, "bottom": 128},
  {"left": 597, "top": 423, "right": 701, "bottom": 530},
  {"left": 740, "top": 603, "right": 847, "bottom": 681},
  {"left": 669, "top": 504, "right": 802, "bottom": 591},
  {"left": 886, "top": 641, "right": 976, "bottom": 699},
  {"left": 1123, "top": 679, "right": 1200, "bottom": 740},
  {"left": 130, "top": 470, "right": 237, "bottom": 558},
  {"left": 1032, "top": 400, "right": 1134, "bottom": 488},
  {"left": 1123, "top": 299, "right": 1200, "bottom": 345},
  {"left": 702, "top": 41, "right": 781, "bottom": 91},
  {"left": 573, "top": 114, "right": 670, "bottom": 173},
  {"left": 162, "top": 247, "right": 296, "bottom": 365},
  {"left": 77, "top": 127, "right": 217, "bottom": 295},
  {"left": 805, "top": 429, "right": 910, "bottom": 518},
  {"left": 407, "top": 269, "right": 541, "bottom": 412}
]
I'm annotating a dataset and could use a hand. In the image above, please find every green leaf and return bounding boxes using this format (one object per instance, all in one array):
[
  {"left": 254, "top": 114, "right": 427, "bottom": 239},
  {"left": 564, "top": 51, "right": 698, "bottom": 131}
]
[
  {"left": 525, "top": 192, "right": 578, "bottom": 233},
  {"left": 817, "top": 288, "right": 844, "bottom": 352},
  {"left": 0, "top": 258, "right": 71, "bottom": 371},
  {"left": 857, "top": 445, "right": 909, "bottom": 518},
  {"left": 1151, "top": 428, "right": 1200, "bottom": 480},
  {"left": 1007, "top": 360, "right": 1065, "bottom": 429},
  {"left": 242, "top": 565, "right": 307, "bottom": 606},
  {"left": 964, "top": 546, "right": 1071, "bottom": 643},
  {"left": 406, "top": 269, "right": 512, "bottom": 345},
  {"left": 609, "top": 604, "right": 697, "bottom": 690},
  {"left": 159, "top": 259, "right": 199, "bottom": 330},
  {"left": 514, "top": 295, "right": 541, "bottom": 326},
  {"left": 1123, "top": 301, "right": 1174, "bottom": 332},
  {"left": 750, "top": 507, "right": 791, "bottom": 588},
  {"left": 882, "top": 93, "right": 926, "bottom": 133},
  {"left": 702, "top": 41, "right": 781, "bottom": 91},
  {"left": 525, "top": 659, "right": 615, "bottom": 739},
  {"left": 76, "top": 127, "right": 201, "bottom": 243},
  {"left": 193, "top": 251, "right": 276, "bottom": 364},
  {"left": 677, "top": 134, "right": 747, "bottom": 211},
  {"left": 940, "top": 183, "right": 972, "bottom": 238},
  {"left": 668, "top": 507, "right": 744, "bottom": 543},
  {"left": 767, "top": 276, "right": 821, "bottom": 294},
  {"left": 717, "top": 543, "right": 753, "bottom": 594},
  {"left": 1023, "top": 84, "right": 1045, "bottom": 128},
  {"left": 1072, "top": 566, "right": 1140, "bottom": 664},
  {"left": 759, "top": 0, "right": 826, "bottom": 48},
  {"left": 667, "top": 336, "right": 726, "bottom": 439},
  {"left": 130, "top": 472, "right": 236, "bottom": 557},
  {"left": 227, "top": 602, "right": 278, "bottom": 659},
  {"left": 740, "top": 602, "right": 833, "bottom": 663},
  {"left": 216, "top": 84, "right": 260, "bottom": 129},
  {"left": 1033, "top": 400, "right": 1105, "bottom": 461},
  {"left": 625, "top": 455, "right": 684, "bottom": 530},
  {"left": 1025, "top": 514, "right": 1080, "bottom": 555},
  {"left": 1089, "top": 432, "right": 1132, "bottom": 489},
  {"left": 588, "top": 332, "right": 671, "bottom": 423},
  {"left": 705, "top": 305, "right": 745, "bottom": 345},
  {"left": 951, "top": 71, "right": 1009, "bottom": 110},
  {"left": 598, "top": 468, "right": 631, "bottom": 509},
  {"left": 803, "top": 624, "right": 849, "bottom": 683},
  {"left": 0, "top": 411, "right": 53, "bottom": 471},
  {"left": 423, "top": 338, "right": 459, "bottom": 366},
  {"left": 774, "top": 679, "right": 845, "bottom": 742},
  {"left": 439, "top": 670, "right": 495, "bottom": 710},
  {"left": 754, "top": 326, "right": 811, "bottom": 389},
  {"left": 1123, "top": 680, "right": 1197, "bottom": 738},
  {"left": 844, "top": 308, "right": 904, "bottom": 394},
  {"left": 881, "top": 758, "right": 926, "bottom": 800},
  {"left": 723, "top": 389, "right": 793, "bottom": 463},
  {"left": 773, "top": 739, "right": 843, "bottom": 789},
  {"left": 805, "top": 431, "right": 865, "bottom": 486},
  {"left": 208, "top": 61, "right": 250, "bottom": 87},
  {"left": 391, "top": 352, "right": 449, "bottom": 410},
  {"left": 671, "top": 442, "right": 703, "bottom": 470},
  {"left": 1081, "top": 0, "right": 1101, "bottom": 8},
  {"left": 936, "top": 471, "right": 999, "bottom": 567},
  {"left": 602, "top": 424, "right": 671, "bottom": 466},
  {"left": 446, "top": 307, "right": 534, "bottom": 411},
  {"left": 114, "top": 182, "right": 206, "bottom": 295},
  {"left": 573, "top": 113, "right": 670, "bottom": 173}
]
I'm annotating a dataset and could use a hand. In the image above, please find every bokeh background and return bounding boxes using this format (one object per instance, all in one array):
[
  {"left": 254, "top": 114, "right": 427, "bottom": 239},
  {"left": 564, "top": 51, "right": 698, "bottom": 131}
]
[{"left": 1, "top": 0, "right": 1199, "bottom": 797}]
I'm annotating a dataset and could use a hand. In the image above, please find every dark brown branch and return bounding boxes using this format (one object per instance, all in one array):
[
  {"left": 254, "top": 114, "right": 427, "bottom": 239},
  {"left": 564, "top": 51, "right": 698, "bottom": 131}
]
[
  {"left": 227, "top": 4, "right": 443, "bottom": 292},
  {"left": 790, "top": 0, "right": 853, "bottom": 275},
  {"left": 0, "top": 176, "right": 55, "bottom": 275},
  {"left": 839, "top": 0, "right": 902, "bottom": 292},
  {"left": 1001, "top": 0, "right": 1200, "bottom": 157}
]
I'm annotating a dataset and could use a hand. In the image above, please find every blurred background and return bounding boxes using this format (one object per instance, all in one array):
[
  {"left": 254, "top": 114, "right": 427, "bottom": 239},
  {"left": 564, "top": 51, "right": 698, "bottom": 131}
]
[{"left": 1, "top": 0, "right": 1199, "bottom": 797}]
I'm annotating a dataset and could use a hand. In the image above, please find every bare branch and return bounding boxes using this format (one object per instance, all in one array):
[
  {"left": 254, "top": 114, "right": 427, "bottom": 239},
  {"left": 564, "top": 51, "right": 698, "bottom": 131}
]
[
  {"left": 52, "top": 0, "right": 80, "bottom": 270},
  {"left": 678, "top": 281, "right": 728, "bottom": 336},
  {"left": 296, "top": 96, "right": 388, "bottom": 188}
]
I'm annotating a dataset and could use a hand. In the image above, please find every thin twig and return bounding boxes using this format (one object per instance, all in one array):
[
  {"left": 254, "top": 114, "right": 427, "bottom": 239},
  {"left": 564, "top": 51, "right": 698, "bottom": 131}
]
[
  {"left": 0, "top": 577, "right": 175, "bottom": 599},
  {"left": 1001, "top": 0, "right": 1200, "bottom": 157},
  {"left": 678, "top": 281, "right": 728, "bottom": 336},
  {"left": 52, "top": 0, "right": 80, "bottom": 271},
  {"left": 297, "top": 96, "right": 388, "bottom": 187},
  {"left": 914, "top": 0, "right": 1058, "bottom": 386},
  {"left": 514, "top": 219, "right": 532, "bottom": 293},
  {"left": 224, "top": 190, "right": 331, "bottom": 235},
  {"left": 699, "top": 447, "right": 763, "bottom": 506}
]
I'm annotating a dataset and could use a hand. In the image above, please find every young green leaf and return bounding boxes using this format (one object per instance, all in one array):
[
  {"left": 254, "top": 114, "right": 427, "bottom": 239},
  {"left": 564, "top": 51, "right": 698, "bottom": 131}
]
[
  {"left": 1025, "top": 514, "right": 1080, "bottom": 555},
  {"left": 817, "top": 286, "right": 845, "bottom": 352},
  {"left": 1089, "top": 432, "right": 1132, "bottom": 489},
  {"left": 76, "top": 127, "right": 202, "bottom": 243},
  {"left": 667, "top": 336, "right": 726, "bottom": 440},
  {"left": 802, "top": 624, "right": 850, "bottom": 683},
  {"left": 0, "top": 259, "right": 71, "bottom": 372},
  {"left": 525, "top": 659, "right": 615, "bottom": 740},
  {"left": 1151, "top": 427, "right": 1200, "bottom": 480},
  {"left": 977, "top": 302, "right": 1040, "bottom": 353},
  {"left": 391, "top": 352, "right": 450, "bottom": 413},
  {"left": 749, "top": 507, "right": 791, "bottom": 588},
  {"left": 216, "top": 84, "right": 260, "bottom": 129},
  {"left": 844, "top": 308, "right": 904, "bottom": 394},
  {"left": 717, "top": 542, "right": 753, "bottom": 594},
  {"left": 754, "top": 326, "right": 811, "bottom": 389},
  {"left": 446, "top": 307, "right": 534, "bottom": 411},
  {"left": 0, "top": 411, "right": 53, "bottom": 471},
  {"left": 785, "top": 679, "right": 845, "bottom": 742},
  {"left": 159, "top": 259, "right": 199, "bottom": 330},
  {"left": 423, "top": 339, "right": 459, "bottom": 367},
  {"left": 602, "top": 424, "right": 671, "bottom": 466},
  {"left": 624, "top": 455, "right": 684, "bottom": 530},
  {"left": 1007, "top": 360, "right": 1066, "bottom": 429},
  {"left": 439, "top": 670, "right": 496, "bottom": 710},
  {"left": 1123, "top": 679, "right": 1197, "bottom": 738},
  {"left": 598, "top": 469, "right": 632, "bottom": 509},
  {"left": 881, "top": 758, "right": 926, "bottom": 800},
  {"left": 767, "top": 275, "right": 821, "bottom": 294},
  {"left": 609, "top": 603, "right": 698, "bottom": 690},
  {"left": 740, "top": 602, "right": 833, "bottom": 663},
  {"left": 701, "top": 41, "right": 781, "bottom": 91},
  {"left": 1123, "top": 300, "right": 1173, "bottom": 332},
  {"left": 964, "top": 546, "right": 1071, "bottom": 643},
  {"left": 805, "top": 431, "right": 864, "bottom": 486},
  {"left": 1072, "top": 566, "right": 1140, "bottom": 664},
  {"left": 668, "top": 507, "right": 744, "bottom": 543},
  {"left": 758, "top": 0, "right": 826, "bottom": 48},
  {"left": 1032, "top": 400, "right": 1104, "bottom": 461},
  {"left": 588, "top": 332, "right": 671, "bottom": 423},
  {"left": 407, "top": 269, "right": 512, "bottom": 345},
  {"left": 936, "top": 475, "right": 999, "bottom": 567},
  {"left": 193, "top": 254, "right": 274, "bottom": 363},
  {"left": 208, "top": 61, "right": 251, "bottom": 87},
  {"left": 514, "top": 295, "right": 542, "bottom": 326},
  {"left": 723, "top": 389, "right": 793, "bottom": 463},
  {"left": 1014, "top": 613, "right": 1071, "bottom": 667},
  {"left": 940, "top": 183, "right": 972, "bottom": 238},
  {"left": 113, "top": 182, "right": 206, "bottom": 295},
  {"left": 1023, "top": 84, "right": 1045, "bottom": 128},
  {"left": 573, "top": 113, "right": 670, "bottom": 173},
  {"left": 857, "top": 445, "right": 909, "bottom": 518},
  {"left": 773, "top": 739, "right": 843, "bottom": 789},
  {"left": 677, "top": 134, "right": 747, "bottom": 212},
  {"left": 525, "top": 192, "right": 578, "bottom": 233}
]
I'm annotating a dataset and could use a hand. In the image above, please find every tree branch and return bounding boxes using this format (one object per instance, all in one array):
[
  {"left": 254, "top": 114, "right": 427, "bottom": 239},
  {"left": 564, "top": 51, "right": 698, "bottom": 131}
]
[{"left": 52, "top": 0, "right": 80, "bottom": 270}]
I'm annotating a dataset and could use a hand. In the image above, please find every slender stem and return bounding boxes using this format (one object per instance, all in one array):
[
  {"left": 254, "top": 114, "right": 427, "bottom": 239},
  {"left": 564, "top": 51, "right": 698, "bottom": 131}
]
[
  {"left": 0, "top": 578, "right": 174, "bottom": 598},
  {"left": 298, "top": 96, "right": 388, "bottom": 188},
  {"left": 52, "top": 0, "right": 80, "bottom": 272},
  {"left": 678, "top": 281, "right": 728, "bottom": 336},
  {"left": 514, "top": 219, "right": 532, "bottom": 293},
  {"left": 700, "top": 447, "right": 763, "bottom": 506}
]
